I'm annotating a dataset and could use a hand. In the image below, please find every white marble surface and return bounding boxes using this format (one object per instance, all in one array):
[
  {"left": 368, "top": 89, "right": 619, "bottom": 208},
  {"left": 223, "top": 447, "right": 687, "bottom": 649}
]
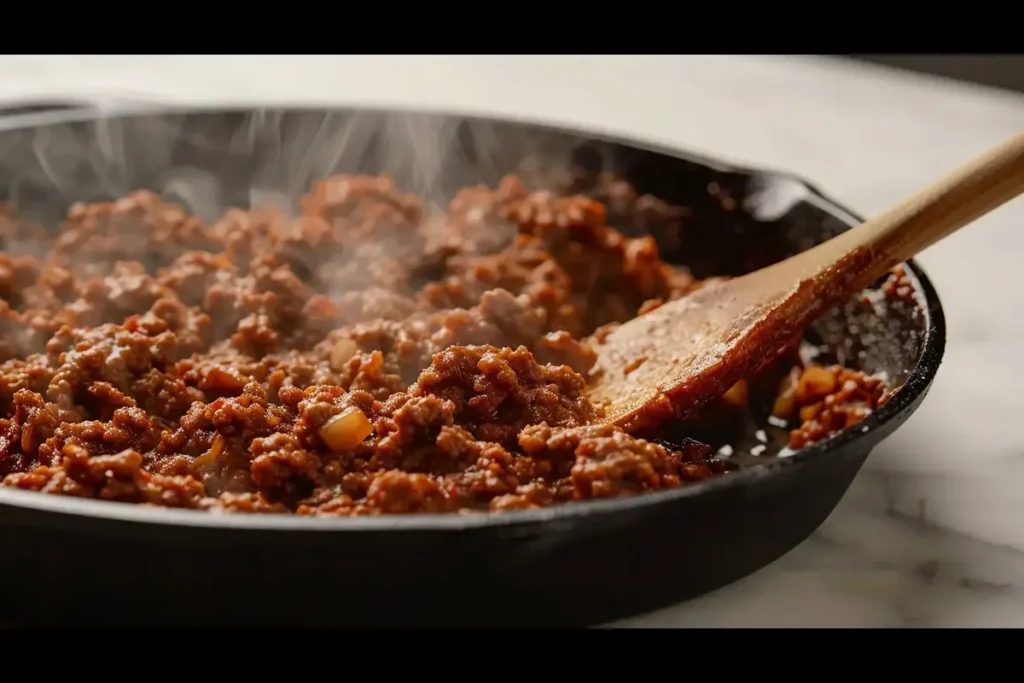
[{"left": 1, "top": 55, "right": 1023, "bottom": 627}]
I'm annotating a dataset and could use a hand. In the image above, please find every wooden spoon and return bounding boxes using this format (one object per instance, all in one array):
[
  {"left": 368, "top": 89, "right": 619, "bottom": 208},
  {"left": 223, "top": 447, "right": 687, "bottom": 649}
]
[{"left": 588, "top": 131, "right": 1024, "bottom": 431}]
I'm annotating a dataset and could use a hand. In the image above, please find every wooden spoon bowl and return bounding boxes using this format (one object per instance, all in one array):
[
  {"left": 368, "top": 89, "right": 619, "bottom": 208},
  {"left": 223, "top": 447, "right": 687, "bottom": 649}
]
[{"left": 589, "top": 131, "right": 1024, "bottom": 431}]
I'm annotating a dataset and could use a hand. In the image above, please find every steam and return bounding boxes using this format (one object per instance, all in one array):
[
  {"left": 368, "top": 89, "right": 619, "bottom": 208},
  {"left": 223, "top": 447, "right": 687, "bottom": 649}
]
[
  {"left": 3, "top": 106, "right": 610, "bottom": 223},
  {"left": 0, "top": 106, "right": 618, "bottom": 339}
]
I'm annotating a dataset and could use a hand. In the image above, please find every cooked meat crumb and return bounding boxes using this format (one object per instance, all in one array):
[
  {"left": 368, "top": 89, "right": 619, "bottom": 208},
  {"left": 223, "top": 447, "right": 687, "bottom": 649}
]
[{"left": 0, "top": 175, "right": 901, "bottom": 515}]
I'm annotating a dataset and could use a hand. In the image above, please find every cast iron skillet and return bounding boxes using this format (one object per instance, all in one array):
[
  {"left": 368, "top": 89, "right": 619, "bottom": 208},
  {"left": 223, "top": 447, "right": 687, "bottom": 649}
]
[{"left": 0, "top": 102, "right": 945, "bottom": 627}]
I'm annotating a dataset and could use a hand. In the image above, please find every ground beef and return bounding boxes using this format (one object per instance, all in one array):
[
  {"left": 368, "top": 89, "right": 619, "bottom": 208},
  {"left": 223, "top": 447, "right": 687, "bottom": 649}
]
[
  {"left": 771, "top": 364, "right": 890, "bottom": 450},
  {"left": 0, "top": 172, "right": 900, "bottom": 515},
  {"left": 413, "top": 344, "right": 595, "bottom": 447}
]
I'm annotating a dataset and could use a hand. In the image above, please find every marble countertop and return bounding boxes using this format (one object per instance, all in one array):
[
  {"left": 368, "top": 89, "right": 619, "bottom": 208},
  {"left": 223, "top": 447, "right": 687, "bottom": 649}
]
[{"left": 2, "top": 55, "right": 1022, "bottom": 627}]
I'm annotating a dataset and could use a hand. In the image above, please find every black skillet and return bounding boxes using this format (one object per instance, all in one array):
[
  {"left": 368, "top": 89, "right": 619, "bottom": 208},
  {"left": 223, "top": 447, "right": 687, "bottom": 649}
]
[{"left": 0, "top": 102, "right": 945, "bottom": 627}]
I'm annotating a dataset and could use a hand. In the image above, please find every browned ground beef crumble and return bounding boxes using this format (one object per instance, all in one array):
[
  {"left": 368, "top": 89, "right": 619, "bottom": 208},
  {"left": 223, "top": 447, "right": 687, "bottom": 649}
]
[{"left": 0, "top": 175, "right": 896, "bottom": 515}]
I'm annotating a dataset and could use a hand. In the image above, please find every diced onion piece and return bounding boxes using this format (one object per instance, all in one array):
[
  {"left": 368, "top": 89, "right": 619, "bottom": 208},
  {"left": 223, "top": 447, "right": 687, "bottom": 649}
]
[
  {"left": 720, "top": 379, "right": 748, "bottom": 410},
  {"left": 795, "top": 365, "right": 838, "bottom": 404},
  {"left": 772, "top": 367, "right": 801, "bottom": 419},
  {"left": 772, "top": 392, "right": 795, "bottom": 420},
  {"left": 194, "top": 433, "right": 225, "bottom": 470},
  {"left": 319, "top": 407, "right": 373, "bottom": 452},
  {"left": 330, "top": 338, "right": 359, "bottom": 371},
  {"left": 799, "top": 402, "right": 823, "bottom": 423}
]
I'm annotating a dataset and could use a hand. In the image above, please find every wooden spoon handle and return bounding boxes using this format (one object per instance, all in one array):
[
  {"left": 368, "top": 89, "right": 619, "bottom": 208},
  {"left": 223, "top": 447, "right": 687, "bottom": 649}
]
[{"left": 798, "top": 130, "right": 1024, "bottom": 287}]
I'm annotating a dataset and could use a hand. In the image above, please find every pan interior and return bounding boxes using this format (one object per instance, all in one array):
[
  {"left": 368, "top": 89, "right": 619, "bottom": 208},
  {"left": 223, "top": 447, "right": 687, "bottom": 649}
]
[{"left": 0, "top": 106, "right": 933, "bottom": 522}]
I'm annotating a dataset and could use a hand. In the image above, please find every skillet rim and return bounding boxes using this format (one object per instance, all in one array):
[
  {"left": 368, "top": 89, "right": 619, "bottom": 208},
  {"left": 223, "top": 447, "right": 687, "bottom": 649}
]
[{"left": 0, "top": 103, "right": 948, "bottom": 531}]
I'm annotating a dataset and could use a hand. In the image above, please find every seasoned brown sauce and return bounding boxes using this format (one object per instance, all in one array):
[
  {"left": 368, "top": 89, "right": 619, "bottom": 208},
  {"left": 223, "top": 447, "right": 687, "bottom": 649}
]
[{"left": 0, "top": 175, "right": 903, "bottom": 515}]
